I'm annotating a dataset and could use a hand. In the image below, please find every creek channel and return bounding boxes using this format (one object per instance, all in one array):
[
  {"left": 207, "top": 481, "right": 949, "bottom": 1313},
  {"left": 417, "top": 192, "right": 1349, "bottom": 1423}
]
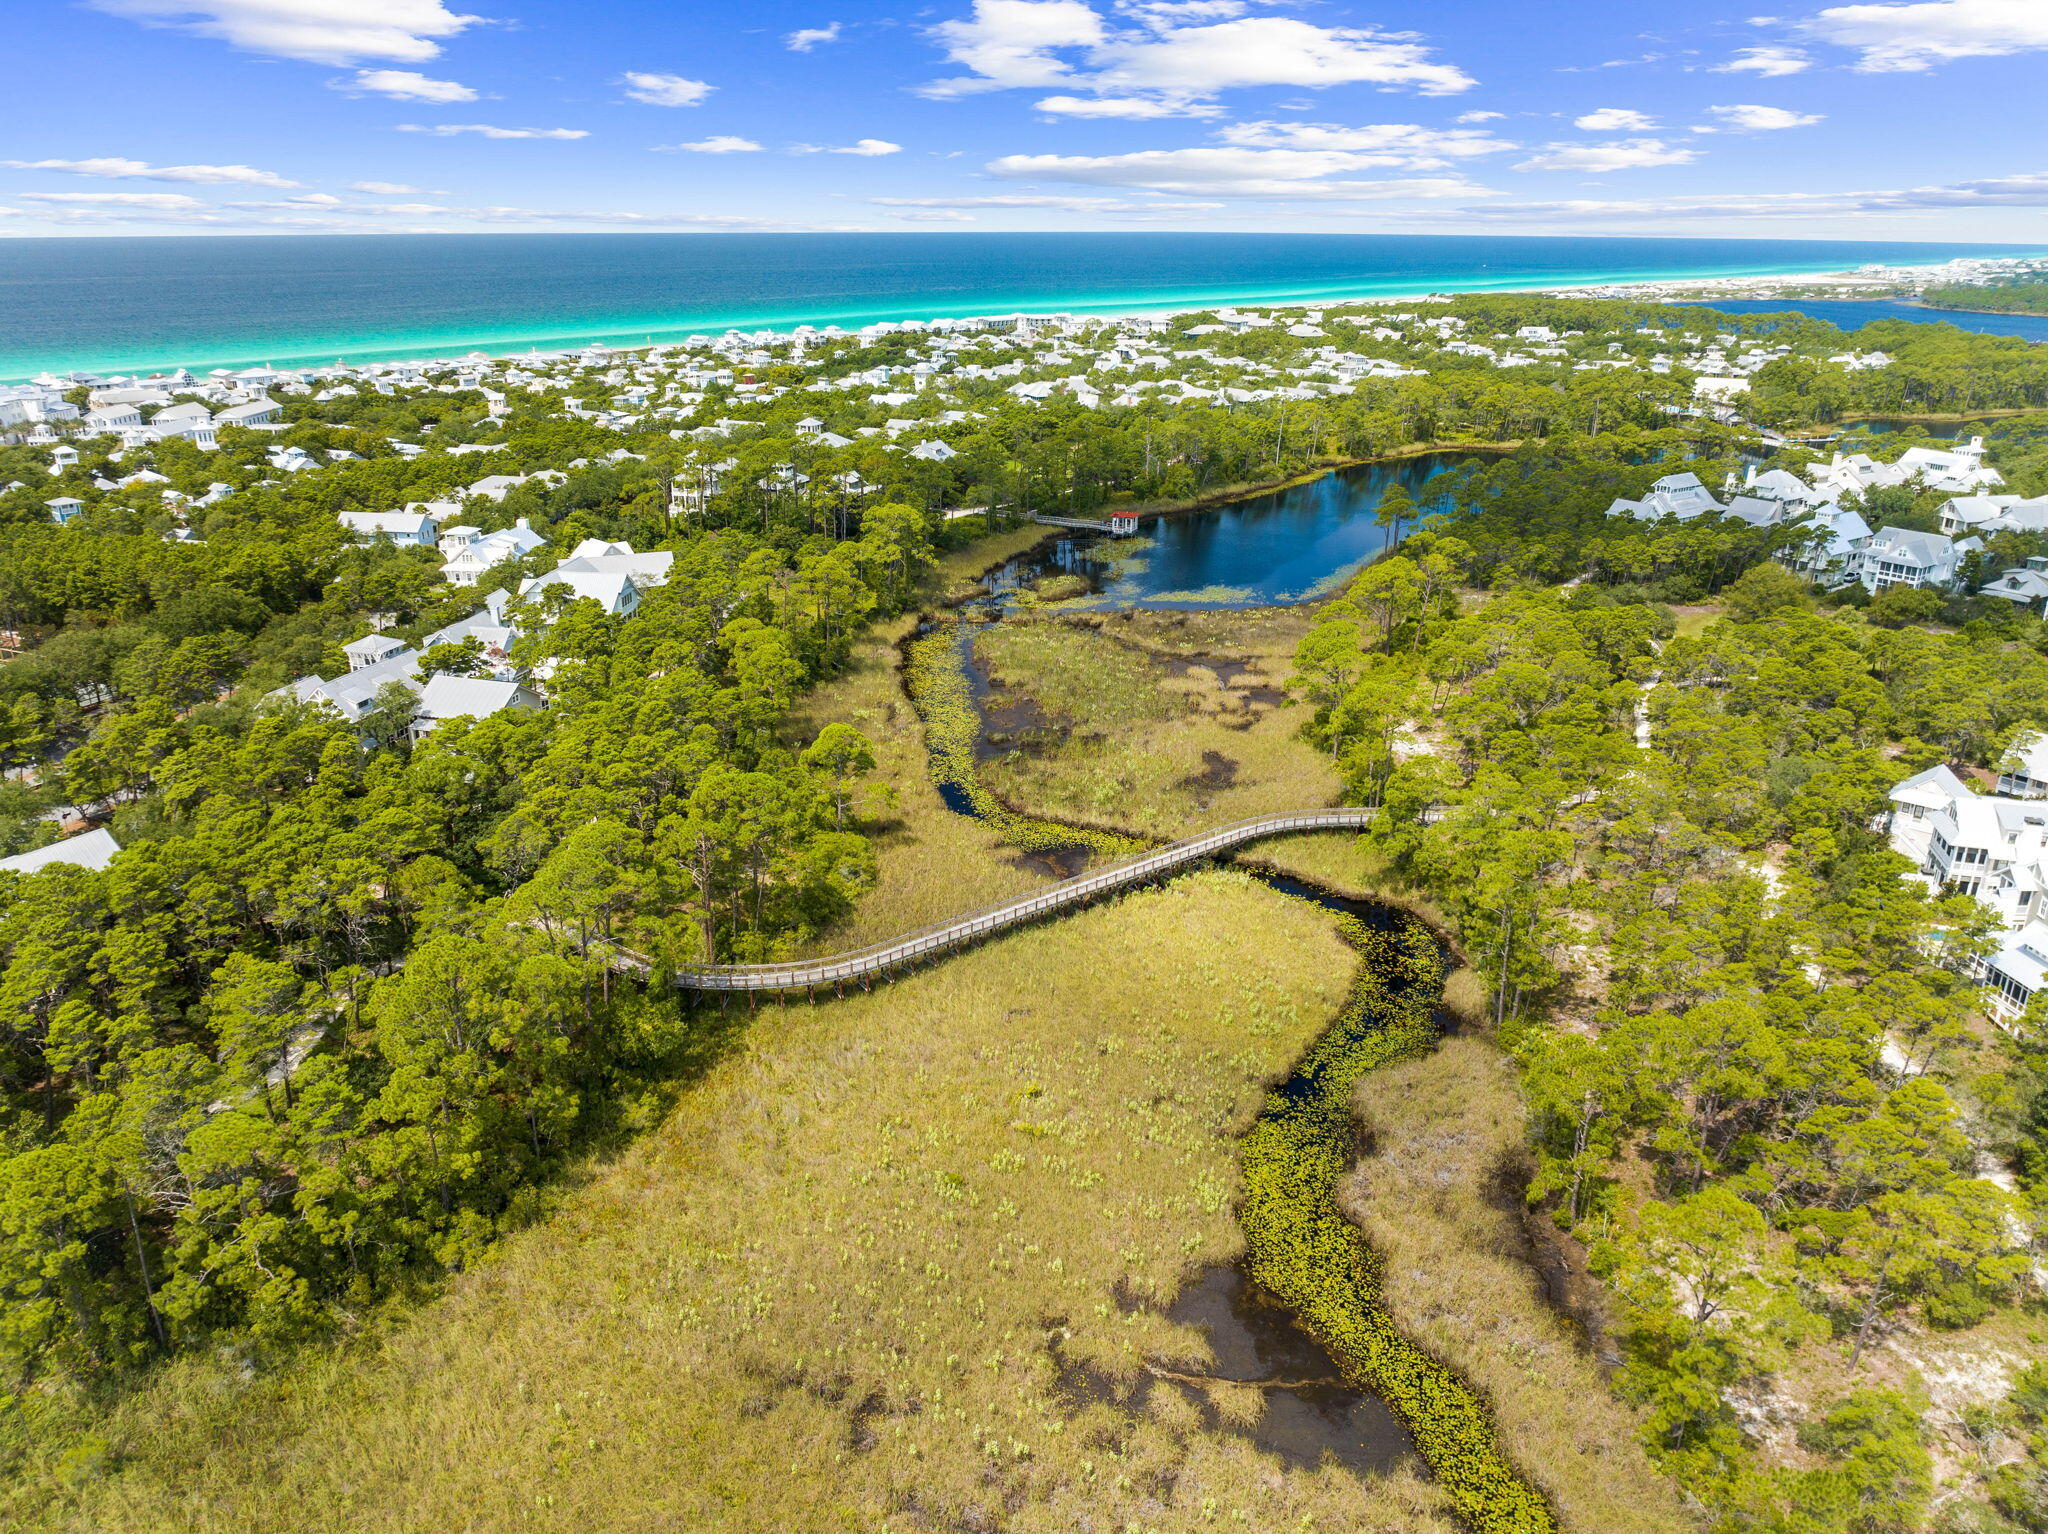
[{"left": 892, "top": 462, "right": 1551, "bottom": 1522}]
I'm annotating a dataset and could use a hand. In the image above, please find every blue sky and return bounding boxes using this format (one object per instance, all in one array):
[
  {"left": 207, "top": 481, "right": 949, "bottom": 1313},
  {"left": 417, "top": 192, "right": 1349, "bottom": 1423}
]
[{"left": 5, "top": 0, "right": 2048, "bottom": 240}]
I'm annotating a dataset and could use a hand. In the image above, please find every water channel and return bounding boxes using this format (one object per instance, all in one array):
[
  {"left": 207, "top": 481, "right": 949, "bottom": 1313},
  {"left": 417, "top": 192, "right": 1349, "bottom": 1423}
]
[{"left": 894, "top": 458, "right": 1551, "bottom": 1520}]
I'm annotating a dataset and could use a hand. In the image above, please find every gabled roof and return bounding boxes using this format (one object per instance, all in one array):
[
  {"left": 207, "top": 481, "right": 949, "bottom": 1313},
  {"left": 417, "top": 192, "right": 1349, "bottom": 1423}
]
[
  {"left": 1891, "top": 762, "right": 1968, "bottom": 811},
  {"left": 0, "top": 827, "right": 121, "bottom": 877}
]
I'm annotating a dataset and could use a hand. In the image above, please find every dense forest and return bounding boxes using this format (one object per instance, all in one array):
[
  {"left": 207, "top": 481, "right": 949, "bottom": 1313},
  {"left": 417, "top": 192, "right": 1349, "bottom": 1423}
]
[
  {"left": 0, "top": 399, "right": 946, "bottom": 1375},
  {"left": 1294, "top": 492, "right": 2048, "bottom": 1528},
  {"left": 1921, "top": 284, "right": 2048, "bottom": 318}
]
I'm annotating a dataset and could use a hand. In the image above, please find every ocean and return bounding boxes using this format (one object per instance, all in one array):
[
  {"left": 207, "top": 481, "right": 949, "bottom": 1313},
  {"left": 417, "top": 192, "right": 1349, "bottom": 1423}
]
[{"left": 2, "top": 232, "right": 2041, "bottom": 382}]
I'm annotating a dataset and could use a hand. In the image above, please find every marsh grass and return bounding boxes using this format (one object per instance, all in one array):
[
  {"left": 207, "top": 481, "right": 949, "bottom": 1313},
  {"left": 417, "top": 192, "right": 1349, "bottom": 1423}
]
[
  {"left": 783, "top": 615, "right": 1050, "bottom": 950},
  {"left": 1247, "top": 832, "right": 1457, "bottom": 935},
  {"left": 977, "top": 622, "right": 1185, "bottom": 730},
  {"left": 974, "top": 613, "right": 1344, "bottom": 840},
  {"left": 1342, "top": 1036, "right": 1698, "bottom": 1534},
  {"left": 22, "top": 875, "right": 1460, "bottom": 1534},
  {"left": 1239, "top": 920, "right": 1553, "bottom": 1534}
]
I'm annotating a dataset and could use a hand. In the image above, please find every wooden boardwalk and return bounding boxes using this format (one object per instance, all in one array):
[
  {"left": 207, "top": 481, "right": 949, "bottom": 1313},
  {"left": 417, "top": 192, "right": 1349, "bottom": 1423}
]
[
  {"left": 674, "top": 808, "right": 1376, "bottom": 993},
  {"left": 1027, "top": 512, "right": 1133, "bottom": 536}
]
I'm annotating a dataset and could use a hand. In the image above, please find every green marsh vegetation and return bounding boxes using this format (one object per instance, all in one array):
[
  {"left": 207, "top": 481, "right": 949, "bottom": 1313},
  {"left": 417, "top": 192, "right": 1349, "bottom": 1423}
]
[
  {"left": 1342, "top": 1033, "right": 1694, "bottom": 1534},
  {"left": 973, "top": 609, "right": 1345, "bottom": 840},
  {"left": 1239, "top": 915, "right": 1554, "bottom": 1534},
  {"left": 17, "top": 874, "right": 1482, "bottom": 1534},
  {"left": 886, "top": 600, "right": 1569, "bottom": 1532}
]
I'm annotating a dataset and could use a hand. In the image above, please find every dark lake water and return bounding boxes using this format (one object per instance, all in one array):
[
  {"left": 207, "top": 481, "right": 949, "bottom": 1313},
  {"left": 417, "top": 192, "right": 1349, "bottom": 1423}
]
[
  {"left": 1698, "top": 298, "right": 2048, "bottom": 344},
  {"left": 988, "top": 452, "right": 1478, "bottom": 611}
]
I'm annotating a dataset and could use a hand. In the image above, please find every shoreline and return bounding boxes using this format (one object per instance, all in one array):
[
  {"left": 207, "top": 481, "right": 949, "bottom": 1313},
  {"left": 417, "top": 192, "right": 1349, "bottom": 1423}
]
[
  {"left": 12, "top": 252, "right": 2041, "bottom": 385},
  {"left": 946, "top": 437, "right": 1514, "bottom": 608}
]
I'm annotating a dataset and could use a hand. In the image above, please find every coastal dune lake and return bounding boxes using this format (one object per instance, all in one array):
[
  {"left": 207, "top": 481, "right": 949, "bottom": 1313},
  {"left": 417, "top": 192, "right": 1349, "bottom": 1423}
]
[
  {"left": 987, "top": 453, "right": 1475, "bottom": 611},
  {"left": 3, "top": 231, "right": 2040, "bottom": 379},
  {"left": 1700, "top": 296, "right": 2048, "bottom": 343}
]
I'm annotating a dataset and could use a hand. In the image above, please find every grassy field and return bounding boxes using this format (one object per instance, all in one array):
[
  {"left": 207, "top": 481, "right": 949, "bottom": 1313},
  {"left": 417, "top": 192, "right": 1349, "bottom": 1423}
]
[
  {"left": 976, "top": 609, "right": 1345, "bottom": 840},
  {"left": 22, "top": 873, "right": 1463, "bottom": 1534},
  {"left": 783, "top": 614, "right": 1048, "bottom": 951},
  {"left": 1342, "top": 1037, "right": 1698, "bottom": 1534}
]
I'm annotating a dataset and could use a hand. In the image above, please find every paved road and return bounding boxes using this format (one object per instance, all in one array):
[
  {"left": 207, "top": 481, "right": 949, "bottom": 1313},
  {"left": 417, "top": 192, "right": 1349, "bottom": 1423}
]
[{"left": 674, "top": 808, "right": 1376, "bottom": 993}]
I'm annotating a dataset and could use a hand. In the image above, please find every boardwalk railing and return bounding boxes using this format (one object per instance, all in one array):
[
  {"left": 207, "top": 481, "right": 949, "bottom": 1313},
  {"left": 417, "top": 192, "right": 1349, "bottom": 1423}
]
[
  {"left": 1028, "top": 513, "right": 1124, "bottom": 535},
  {"left": 675, "top": 808, "right": 1377, "bottom": 993}
]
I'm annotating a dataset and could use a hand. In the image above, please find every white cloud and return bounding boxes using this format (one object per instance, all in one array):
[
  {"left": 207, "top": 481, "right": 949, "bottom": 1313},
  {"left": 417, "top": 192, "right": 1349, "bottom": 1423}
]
[
  {"left": 925, "top": 0, "right": 1105, "bottom": 93},
  {"left": 895, "top": 209, "right": 978, "bottom": 221},
  {"left": 786, "top": 22, "right": 842, "bottom": 51},
  {"left": 0, "top": 196, "right": 872, "bottom": 232},
  {"left": 1089, "top": 16, "right": 1475, "bottom": 96},
  {"left": 1215, "top": 120, "right": 1514, "bottom": 166},
  {"left": 448, "top": 206, "right": 865, "bottom": 230},
  {"left": 1455, "top": 110, "right": 1505, "bottom": 123},
  {"left": 1120, "top": 0, "right": 1256, "bottom": 17},
  {"left": 279, "top": 191, "right": 346, "bottom": 205},
  {"left": 1798, "top": 0, "right": 2048, "bottom": 73},
  {"left": 84, "top": 0, "right": 481, "bottom": 65},
  {"left": 1404, "top": 170, "right": 2048, "bottom": 227},
  {"left": 1694, "top": 103, "right": 1823, "bottom": 131},
  {"left": 1513, "top": 138, "right": 1699, "bottom": 172},
  {"left": 987, "top": 146, "right": 1490, "bottom": 199},
  {"left": 20, "top": 191, "right": 208, "bottom": 210},
  {"left": 2, "top": 156, "right": 299, "bottom": 186},
  {"left": 349, "top": 179, "right": 437, "bottom": 192},
  {"left": 1713, "top": 44, "right": 1812, "bottom": 73},
  {"left": 617, "top": 72, "right": 715, "bottom": 107},
  {"left": 1034, "top": 92, "right": 1221, "bottom": 117},
  {"left": 920, "top": 0, "right": 1473, "bottom": 108},
  {"left": 336, "top": 68, "right": 476, "bottom": 101},
  {"left": 1573, "top": 107, "right": 1657, "bottom": 131},
  {"left": 791, "top": 138, "right": 903, "bottom": 155},
  {"left": 659, "top": 136, "right": 765, "bottom": 153},
  {"left": 871, "top": 192, "right": 1223, "bottom": 210},
  {"left": 396, "top": 123, "right": 588, "bottom": 139}
]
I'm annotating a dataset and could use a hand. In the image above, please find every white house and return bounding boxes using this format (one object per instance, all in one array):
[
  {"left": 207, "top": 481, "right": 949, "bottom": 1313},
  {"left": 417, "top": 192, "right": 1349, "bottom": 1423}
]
[
  {"left": 341, "top": 632, "right": 410, "bottom": 671},
  {"left": 1887, "top": 763, "right": 2048, "bottom": 1020},
  {"left": 0, "top": 827, "right": 120, "bottom": 878},
  {"left": 517, "top": 539, "right": 671, "bottom": 617},
  {"left": 420, "top": 589, "right": 521, "bottom": 677},
  {"left": 1981, "top": 560, "right": 2048, "bottom": 615},
  {"left": 45, "top": 497, "right": 84, "bottom": 525},
  {"left": 286, "top": 650, "right": 421, "bottom": 720},
  {"left": 1896, "top": 439, "right": 2003, "bottom": 497},
  {"left": 84, "top": 405, "right": 142, "bottom": 433},
  {"left": 216, "top": 397, "right": 282, "bottom": 428},
  {"left": 409, "top": 674, "right": 542, "bottom": 743},
  {"left": 1853, "top": 526, "right": 1970, "bottom": 593},
  {"left": 1724, "top": 466, "right": 1820, "bottom": 527},
  {"left": 1781, "top": 503, "right": 1872, "bottom": 582},
  {"left": 338, "top": 510, "right": 437, "bottom": 547},
  {"left": 1998, "top": 732, "right": 2048, "bottom": 799},
  {"left": 439, "top": 518, "right": 545, "bottom": 586},
  {"left": 1606, "top": 471, "right": 1726, "bottom": 523},
  {"left": 148, "top": 403, "right": 216, "bottom": 446},
  {"left": 909, "top": 440, "right": 958, "bottom": 463}
]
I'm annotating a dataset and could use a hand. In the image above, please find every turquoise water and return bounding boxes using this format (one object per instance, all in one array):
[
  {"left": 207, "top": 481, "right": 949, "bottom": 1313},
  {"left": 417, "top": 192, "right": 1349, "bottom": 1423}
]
[
  {"left": 987, "top": 453, "right": 1472, "bottom": 611},
  {"left": 1700, "top": 297, "right": 2048, "bottom": 343},
  {"left": 2, "top": 232, "right": 2040, "bottom": 381}
]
